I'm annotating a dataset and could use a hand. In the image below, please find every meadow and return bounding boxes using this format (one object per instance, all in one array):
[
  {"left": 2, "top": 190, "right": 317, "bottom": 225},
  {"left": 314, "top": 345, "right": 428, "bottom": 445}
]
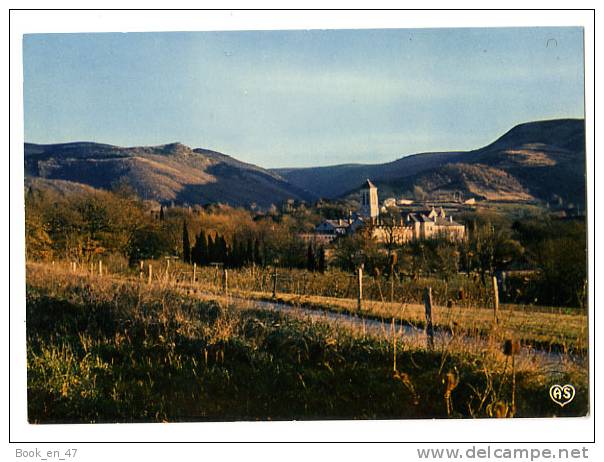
[
  {"left": 64, "top": 257, "right": 587, "bottom": 354},
  {"left": 26, "top": 261, "right": 588, "bottom": 423}
]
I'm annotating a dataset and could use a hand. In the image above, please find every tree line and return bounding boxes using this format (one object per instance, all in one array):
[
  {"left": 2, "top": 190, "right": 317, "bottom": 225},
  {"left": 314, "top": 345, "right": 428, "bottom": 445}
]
[
  {"left": 24, "top": 184, "right": 586, "bottom": 307},
  {"left": 181, "top": 221, "right": 326, "bottom": 272}
]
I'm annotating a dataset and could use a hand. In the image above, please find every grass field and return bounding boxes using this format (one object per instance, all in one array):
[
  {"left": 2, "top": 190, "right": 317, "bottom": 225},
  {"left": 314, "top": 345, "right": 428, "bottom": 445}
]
[
  {"left": 246, "top": 291, "right": 588, "bottom": 355},
  {"left": 26, "top": 261, "right": 588, "bottom": 423},
  {"left": 62, "top": 258, "right": 587, "bottom": 355}
]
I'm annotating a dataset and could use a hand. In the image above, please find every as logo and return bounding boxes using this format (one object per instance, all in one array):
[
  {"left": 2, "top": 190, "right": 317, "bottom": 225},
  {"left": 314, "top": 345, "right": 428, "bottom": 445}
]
[{"left": 549, "top": 384, "right": 575, "bottom": 407}]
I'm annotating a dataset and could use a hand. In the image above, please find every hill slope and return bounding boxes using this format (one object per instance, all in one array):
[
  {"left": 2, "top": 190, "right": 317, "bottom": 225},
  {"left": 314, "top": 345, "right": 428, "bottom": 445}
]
[
  {"left": 24, "top": 142, "right": 314, "bottom": 208},
  {"left": 275, "top": 119, "right": 586, "bottom": 206}
]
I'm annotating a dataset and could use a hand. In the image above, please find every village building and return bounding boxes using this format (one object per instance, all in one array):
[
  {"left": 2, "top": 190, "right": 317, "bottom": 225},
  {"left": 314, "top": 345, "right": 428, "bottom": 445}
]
[
  {"left": 314, "top": 218, "right": 351, "bottom": 236},
  {"left": 311, "top": 179, "right": 466, "bottom": 244}
]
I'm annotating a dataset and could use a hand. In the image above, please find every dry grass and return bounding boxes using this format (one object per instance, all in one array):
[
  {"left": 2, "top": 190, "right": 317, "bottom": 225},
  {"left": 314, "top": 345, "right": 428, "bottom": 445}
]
[
  {"left": 26, "top": 261, "right": 588, "bottom": 423},
  {"left": 247, "top": 292, "right": 588, "bottom": 355},
  {"left": 36, "top": 259, "right": 588, "bottom": 354}
]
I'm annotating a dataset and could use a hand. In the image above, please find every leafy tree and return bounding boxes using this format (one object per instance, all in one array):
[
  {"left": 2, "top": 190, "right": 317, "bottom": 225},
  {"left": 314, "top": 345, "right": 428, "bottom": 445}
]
[
  {"left": 435, "top": 240, "right": 460, "bottom": 281},
  {"left": 514, "top": 218, "right": 586, "bottom": 307},
  {"left": 332, "top": 230, "right": 384, "bottom": 273},
  {"left": 465, "top": 222, "right": 523, "bottom": 284},
  {"left": 379, "top": 205, "right": 403, "bottom": 258},
  {"left": 25, "top": 190, "right": 53, "bottom": 260},
  {"left": 126, "top": 225, "right": 172, "bottom": 265}
]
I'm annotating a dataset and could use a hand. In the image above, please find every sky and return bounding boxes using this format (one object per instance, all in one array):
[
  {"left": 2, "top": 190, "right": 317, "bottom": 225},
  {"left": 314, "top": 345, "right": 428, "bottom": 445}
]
[{"left": 23, "top": 28, "right": 585, "bottom": 168}]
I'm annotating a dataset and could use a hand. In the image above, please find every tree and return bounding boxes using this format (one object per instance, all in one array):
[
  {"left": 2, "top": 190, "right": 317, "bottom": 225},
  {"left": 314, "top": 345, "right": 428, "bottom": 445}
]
[
  {"left": 126, "top": 225, "right": 172, "bottom": 265},
  {"left": 317, "top": 246, "right": 326, "bottom": 273},
  {"left": 515, "top": 218, "right": 586, "bottom": 307},
  {"left": 380, "top": 206, "right": 403, "bottom": 258},
  {"left": 332, "top": 230, "right": 384, "bottom": 273},
  {"left": 207, "top": 233, "right": 216, "bottom": 262},
  {"left": 306, "top": 243, "right": 316, "bottom": 271},
  {"left": 253, "top": 239, "right": 262, "bottom": 266},
  {"left": 435, "top": 240, "right": 460, "bottom": 281},
  {"left": 159, "top": 205, "right": 165, "bottom": 221},
  {"left": 182, "top": 221, "right": 191, "bottom": 263},
  {"left": 467, "top": 221, "right": 524, "bottom": 284},
  {"left": 216, "top": 234, "right": 228, "bottom": 263},
  {"left": 192, "top": 231, "right": 208, "bottom": 265},
  {"left": 25, "top": 190, "right": 53, "bottom": 260}
]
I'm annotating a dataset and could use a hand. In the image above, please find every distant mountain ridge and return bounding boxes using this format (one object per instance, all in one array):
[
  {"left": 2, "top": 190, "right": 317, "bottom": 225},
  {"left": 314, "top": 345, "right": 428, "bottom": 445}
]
[
  {"left": 24, "top": 141, "right": 314, "bottom": 208},
  {"left": 24, "top": 118, "right": 586, "bottom": 209},
  {"left": 274, "top": 118, "right": 586, "bottom": 206}
]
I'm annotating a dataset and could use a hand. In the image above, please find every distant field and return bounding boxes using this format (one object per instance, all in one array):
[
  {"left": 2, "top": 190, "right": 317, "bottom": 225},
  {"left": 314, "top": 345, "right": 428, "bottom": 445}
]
[{"left": 26, "top": 262, "right": 588, "bottom": 423}]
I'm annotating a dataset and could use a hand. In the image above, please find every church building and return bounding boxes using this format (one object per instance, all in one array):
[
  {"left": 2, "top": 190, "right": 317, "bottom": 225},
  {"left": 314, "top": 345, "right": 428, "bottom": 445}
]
[{"left": 312, "top": 179, "right": 466, "bottom": 243}]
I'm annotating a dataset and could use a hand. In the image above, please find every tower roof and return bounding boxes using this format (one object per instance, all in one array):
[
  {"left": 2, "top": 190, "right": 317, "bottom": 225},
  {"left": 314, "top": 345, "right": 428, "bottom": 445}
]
[{"left": 362, "top": 178, "right": 377, "bottom": 189}]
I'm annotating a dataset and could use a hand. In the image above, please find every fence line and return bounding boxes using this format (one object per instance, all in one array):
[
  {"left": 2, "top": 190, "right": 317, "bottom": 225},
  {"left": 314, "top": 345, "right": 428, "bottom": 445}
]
[{"left": 35, "top": 258, "right": 574, "bottom": 314}]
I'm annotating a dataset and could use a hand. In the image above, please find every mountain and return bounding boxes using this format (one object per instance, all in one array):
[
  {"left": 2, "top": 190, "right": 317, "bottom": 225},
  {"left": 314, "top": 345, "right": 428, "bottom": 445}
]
[
  {"left": 24, "top": 142, "right": 315, "bottom": 208},
  {"left": 274, "top": 119, "right": 586, "bottom": 206},
  {"left": 24, "top": 119, "right": 586, "bottom": 209}
]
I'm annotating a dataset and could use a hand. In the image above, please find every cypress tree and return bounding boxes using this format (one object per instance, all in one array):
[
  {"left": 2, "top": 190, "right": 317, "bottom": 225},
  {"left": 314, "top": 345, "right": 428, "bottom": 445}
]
[
  {"left": 192, "top": 230, "right": 207, "bottom": 265},
  {"left": 207, "top": 233, "right": 216, "bottom": 263},
  {"left": 231, "top": 235, "right": 244, "bottom": 268},
  {"left": 234, "top": 238, "right": 244, "bottom": 268},
  {"left": 253, "top": 239, "right": 262, "bottom": 266},
  {"left": 228, "top": 235, "right": 237, "bottom": 267},
  {"left": 307, "top": 243, "right": 316, "bottom": 271},
  {"left": 182, "top": 221, "right": 191, "bottom": 263},
  {"left": 201, "top": 233, "right": 209, "bottom": 263},
  {"left": 218, "top": 235, "right": 228, "bottom": 263},
  {"left": 159, "top": 205, "right": 165, "bottom": 221},
  {"left": 318, "top": 246, "right": 326, "bottom": 273},
  {"left": 246, "top": 238, "right": 254, "bottom": 265}
]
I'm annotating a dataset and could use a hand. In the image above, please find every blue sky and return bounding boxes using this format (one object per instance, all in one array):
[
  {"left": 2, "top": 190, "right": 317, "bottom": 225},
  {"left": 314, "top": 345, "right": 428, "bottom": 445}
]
[{"left": 23, "top": 28, "right": 584, "bottom": 168}]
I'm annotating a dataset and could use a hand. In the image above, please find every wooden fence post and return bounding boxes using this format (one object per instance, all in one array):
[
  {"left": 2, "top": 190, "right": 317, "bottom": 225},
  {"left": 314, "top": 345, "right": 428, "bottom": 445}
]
[
  {"left": 423, "top": 287, "right": 435, "bottom": 350},
  {"left": 223, "top": 268, "right": 229, "bottom": 296},
  {"left": 492, "top": 275, "right": 499, "bottom": 324},
  {"left": 148, "top": 264, "right": 153, "bottom": 284},
  {"left": 139, "top": 261, "right": 144, "bottom": 281},
  {"left": 164, "top": 259, "right": 170, "bottom": 282},
  {"left": 357, "top": 266, "right": 363, "bottom": 312},
  {"left": 503, "top": 339, "right": 520, "bottom": 416},
  {"left": 272, "top": 267, "right": 278, "bottom": 298},
  {"left": 193, "top": 263, "right": 197, "bottom": 283},
  {"left": 392, "top": 318, "right": 397, "bottom": 372}
]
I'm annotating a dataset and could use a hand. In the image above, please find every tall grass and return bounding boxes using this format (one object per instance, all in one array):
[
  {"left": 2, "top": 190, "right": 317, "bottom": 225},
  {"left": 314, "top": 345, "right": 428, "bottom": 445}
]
[
  {"left": 36, "top": 259, "right": 589, "bottom": 354},
  {"left": 26, "top": 263, "right": 587, "bottom": 423}
]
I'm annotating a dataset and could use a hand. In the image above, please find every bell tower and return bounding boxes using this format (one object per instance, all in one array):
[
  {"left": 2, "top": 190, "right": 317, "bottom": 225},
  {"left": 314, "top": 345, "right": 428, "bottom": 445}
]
[{"left": 359, "top": 179, "right": 379, "bottom": 220}]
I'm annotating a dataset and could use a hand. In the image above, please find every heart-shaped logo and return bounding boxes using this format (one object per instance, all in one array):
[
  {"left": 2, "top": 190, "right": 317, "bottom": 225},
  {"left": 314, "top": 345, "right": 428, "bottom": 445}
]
[{"left": 549, "top": 384, "right": 575, "bottom": 407}]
